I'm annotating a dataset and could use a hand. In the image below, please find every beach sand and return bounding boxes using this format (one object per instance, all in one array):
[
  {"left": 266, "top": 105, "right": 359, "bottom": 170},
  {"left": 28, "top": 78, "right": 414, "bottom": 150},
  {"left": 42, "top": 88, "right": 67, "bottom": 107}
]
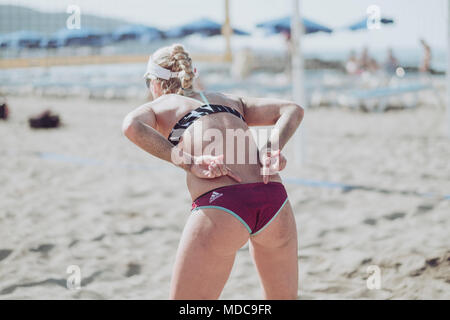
[{"left": 0, "top": 95, "right": 449, "bottom": 299}]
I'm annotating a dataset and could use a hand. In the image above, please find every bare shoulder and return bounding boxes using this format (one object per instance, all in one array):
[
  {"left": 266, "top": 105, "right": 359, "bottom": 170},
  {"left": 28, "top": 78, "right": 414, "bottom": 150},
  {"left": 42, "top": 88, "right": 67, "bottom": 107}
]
[
  {"left": 151, "top": 93, "right": 180, "bottom": 106},
  {"left": 140, "top": 94, "right": 180, "bottom": 112},
  {"left": 210, "top": 92, "right": 244, "bottom": 112},
  {"left": 220, "top": 92, "right": 243, "bottom": 103}
]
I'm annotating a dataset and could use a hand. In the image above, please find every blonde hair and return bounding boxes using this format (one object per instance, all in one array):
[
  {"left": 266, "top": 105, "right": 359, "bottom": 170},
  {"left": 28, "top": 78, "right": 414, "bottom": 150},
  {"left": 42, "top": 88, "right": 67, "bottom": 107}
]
[{"left": 151, "top": 44, "right": 195, "bottom": 96}]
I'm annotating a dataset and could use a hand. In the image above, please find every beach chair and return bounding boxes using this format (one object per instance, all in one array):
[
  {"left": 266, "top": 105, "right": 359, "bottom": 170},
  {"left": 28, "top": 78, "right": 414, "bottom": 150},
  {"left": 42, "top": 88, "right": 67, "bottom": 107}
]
[{"left": 339, "top": 82, "right": 434, "bottom": 112}]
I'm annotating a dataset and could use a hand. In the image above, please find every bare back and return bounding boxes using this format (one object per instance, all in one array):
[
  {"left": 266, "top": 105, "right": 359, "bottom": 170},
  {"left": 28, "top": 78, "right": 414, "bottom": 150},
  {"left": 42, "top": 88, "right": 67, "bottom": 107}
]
[{"left": 150, "top": 92, "right": 281, "bottom": 200}]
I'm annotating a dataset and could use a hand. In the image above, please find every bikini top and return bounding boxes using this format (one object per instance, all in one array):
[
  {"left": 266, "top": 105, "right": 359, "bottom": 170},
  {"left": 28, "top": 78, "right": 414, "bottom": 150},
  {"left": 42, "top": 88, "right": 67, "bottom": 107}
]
[{"left": 168, "top": 91, "right": 246, "bottom": 146}]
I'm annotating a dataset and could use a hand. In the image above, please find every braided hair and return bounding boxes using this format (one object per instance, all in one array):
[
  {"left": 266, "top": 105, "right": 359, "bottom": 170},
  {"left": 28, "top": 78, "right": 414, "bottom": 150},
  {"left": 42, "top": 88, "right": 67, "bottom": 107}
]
[{"left": 151, "top": 44, "right": 196, "bottom": 96}]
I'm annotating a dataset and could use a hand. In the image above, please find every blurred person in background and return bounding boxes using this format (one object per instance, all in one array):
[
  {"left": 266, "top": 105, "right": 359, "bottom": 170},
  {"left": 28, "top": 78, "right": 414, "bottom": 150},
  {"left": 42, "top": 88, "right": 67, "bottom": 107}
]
[
  {"left": 281, "top": 30, "right": 293, "bottom": 77},
  {"left": 345, "top": 49, "right": 361, "bottom": 75},
  {"left": 122, "top": 43, "right": 304, "bottom": 299},
  {"left": 383, "top": 47, "right": 399, "bottom": 75},
  {"left": 419, "top": 38, "right": 432, "bottom": 73},
  {"left": 231, "top": 47, "right": 254, "bottom": 80},
  {"left": 359, "top": 46, "right": 379, "bottom": 73}
]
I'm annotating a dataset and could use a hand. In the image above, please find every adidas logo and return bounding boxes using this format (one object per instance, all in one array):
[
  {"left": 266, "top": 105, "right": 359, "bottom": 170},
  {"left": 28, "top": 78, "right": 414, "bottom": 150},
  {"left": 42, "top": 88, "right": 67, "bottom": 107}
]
[{"left": 209, "top": 191, "right": 223, "bottom": 203}]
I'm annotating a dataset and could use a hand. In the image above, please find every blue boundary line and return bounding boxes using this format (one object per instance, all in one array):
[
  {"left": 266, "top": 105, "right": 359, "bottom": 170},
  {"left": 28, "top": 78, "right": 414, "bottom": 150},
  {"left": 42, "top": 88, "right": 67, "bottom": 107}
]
[
  {"left": 284, "top": 177, "right": 450, "bottom": 200},
  {"left": 37, "top": 152, "right": 160, "bottom": 170},
  {"left": 36, "top": 152, "right": 450, "bottom": 201}
]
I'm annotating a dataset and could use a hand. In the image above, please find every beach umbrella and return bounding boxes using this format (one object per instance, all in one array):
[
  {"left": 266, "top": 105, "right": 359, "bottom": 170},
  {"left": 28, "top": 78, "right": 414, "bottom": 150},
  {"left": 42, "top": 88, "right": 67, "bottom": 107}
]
[
  {"left": 0, "top": 34, "right": 9, "bottom": 48},
  {"left": 51, "top": 28, "right": 106, "bottom": 47},
  {"left": 232, "top": 29, "right": 250, "bottom": 36},
  {"left": 112, "top": 24, "right": 163, "bottom": 42},
  {"left": 256, "top": 16, "right": 333, "bottom": 35},
  {"left": 0, "top": 31, "right": 42, "bottom": 48},
  {"left": 40, "top": 38, "right": 59, "bottom": 49},
  {"left": 345, "top": 16, "right": 394, "bottom": 31},
  {"left": 0, "top": 35, "right": 6, "bottom": 48},
  {"left": 164, "top": 18, "right": 249, "bottom": 38}
]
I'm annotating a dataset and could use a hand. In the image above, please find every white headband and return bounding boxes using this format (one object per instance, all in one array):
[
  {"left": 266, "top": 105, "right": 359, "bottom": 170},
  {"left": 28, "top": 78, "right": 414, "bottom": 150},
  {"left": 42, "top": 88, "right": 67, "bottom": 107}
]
[
  {"left": 143, "top": 56, "right": 200, "bottom": 82},
  {"left": 143, "top": 57, "right": 180, "bottom": 80}
]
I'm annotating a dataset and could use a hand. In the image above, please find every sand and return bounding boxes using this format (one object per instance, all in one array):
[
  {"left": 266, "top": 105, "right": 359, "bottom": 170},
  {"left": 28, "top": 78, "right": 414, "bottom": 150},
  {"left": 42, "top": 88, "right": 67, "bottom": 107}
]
[{"left": 0, "top": 95, "right": 449, "bottom": 299}]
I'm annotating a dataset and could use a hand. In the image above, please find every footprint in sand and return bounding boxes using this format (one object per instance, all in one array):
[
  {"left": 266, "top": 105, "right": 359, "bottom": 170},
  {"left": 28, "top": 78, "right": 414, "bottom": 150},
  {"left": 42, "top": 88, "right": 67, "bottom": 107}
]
[
  {"left": 73, "top": 290, "right": 105, "bottom": 299},
  {"left": 81, "top": 270, "right": 103, "bottom": 286},
  {"left": 92, "top": 234, "right": 106, "bottom": 241},
  {"left": 318, "top": 226, "right": 347, "bottom": 238},
  {"left": 383, "top": 212, "right": 406, "bottom": 221},
  {"left": 68, "top": 239, "right": 79, "bottom": 248},
  {"left": 0, "top": 278, "right": 66, "bottom": 295},
  {"left": 318, "top": 230, "right": 328, "bottom": 238},
  {"left": 323, "top": 199, "right": 346, "bottom": 208},
  {"left": 362, "top": 218, "right": 377, "bottom": 226},
  {"left": 91, "top": 226, "right": 160, "bottom": 241},
  {"left": 115, "top": 226, "right": 154, "bottom": 236},
  {"left": 0, "top": 271, "right": 104, "bottom": 295},
  {"left": 425, "top": 257, "right": 440, "bottom": 267},
  {"left": 360, "top": 258, "right": 372, "bottom": 265},
  {"left": 125, "top": 263, "right": 141, "bottom": 277},
  {"left": 0, "top": 249, "right": 12, "bottom": 262},
  {"left": 29, "top": 244, "right": 54, "bottom": 254},
  {"left": 415, "top": 204, "right": 434, "bottom": 215},
  {"left": 409, "top": 252, "right": 450, "bottom": 279}
]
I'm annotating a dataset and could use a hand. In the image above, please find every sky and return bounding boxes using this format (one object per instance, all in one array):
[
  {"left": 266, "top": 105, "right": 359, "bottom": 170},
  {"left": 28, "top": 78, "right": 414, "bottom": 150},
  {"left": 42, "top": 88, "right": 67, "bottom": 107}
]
[{"left": 0, "top": 0, "right": 447, "bottom": 51}]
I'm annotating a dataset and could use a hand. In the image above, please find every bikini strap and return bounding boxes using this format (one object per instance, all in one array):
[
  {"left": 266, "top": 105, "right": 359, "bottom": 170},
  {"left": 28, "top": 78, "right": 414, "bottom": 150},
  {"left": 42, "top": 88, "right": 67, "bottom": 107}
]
[{"left": 199, "top": 91, "right": 212, "bottom": 108}]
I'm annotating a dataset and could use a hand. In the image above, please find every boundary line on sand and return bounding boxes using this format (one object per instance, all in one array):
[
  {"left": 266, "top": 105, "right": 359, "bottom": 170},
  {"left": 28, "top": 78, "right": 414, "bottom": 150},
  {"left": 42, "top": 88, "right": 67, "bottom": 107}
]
[{"left": 36, "top": 152, "right": 450, "bottom": 201}]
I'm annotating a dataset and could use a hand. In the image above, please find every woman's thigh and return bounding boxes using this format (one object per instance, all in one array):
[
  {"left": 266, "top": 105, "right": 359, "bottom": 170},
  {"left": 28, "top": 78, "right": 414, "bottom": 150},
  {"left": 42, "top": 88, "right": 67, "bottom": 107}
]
[
  {"left": 249, "top": 200, "right": 299, "bottom": 299},
  {"left": 170, "top": 207, "right": 250, "bottom": 299}
]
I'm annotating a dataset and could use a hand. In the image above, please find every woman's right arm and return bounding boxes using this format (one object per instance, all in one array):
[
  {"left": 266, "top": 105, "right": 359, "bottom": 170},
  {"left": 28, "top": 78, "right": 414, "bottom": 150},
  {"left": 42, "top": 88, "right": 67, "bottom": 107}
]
[
  {"left": 230, "top": 94, "right": 304, "bottom": 183},
  {"left": 239, "top": 95, "right": 304, "bottom": 152}
]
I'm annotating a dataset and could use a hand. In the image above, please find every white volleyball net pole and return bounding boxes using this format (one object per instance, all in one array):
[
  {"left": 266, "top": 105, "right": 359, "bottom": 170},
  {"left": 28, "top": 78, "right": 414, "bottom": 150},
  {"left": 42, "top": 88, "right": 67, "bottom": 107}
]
[{"left": 291, "top": 0, "right": 307, "bottom": 164}]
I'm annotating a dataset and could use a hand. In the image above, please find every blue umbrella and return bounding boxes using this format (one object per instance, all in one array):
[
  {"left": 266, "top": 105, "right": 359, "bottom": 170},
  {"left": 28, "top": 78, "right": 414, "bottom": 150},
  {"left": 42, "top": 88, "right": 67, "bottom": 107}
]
[
  {"left": 112, "top": 24, "right": 163, "bottom": 42},
  {"left": 51, "top": 28, "right": 106, "bottom": 47},
  {"left": 232, "top": 28, "right": 250, "bottom": 36},
  {"left": 0, "top": 35, "right": 7, "bottom": 48},
  {"left": 0, "top": 31, "right": 43, "bottom": 48},
  {"left": 256, "top": 16, "right": 333, "bottom": 34},
  {"left": 40, "top": 37, "right": 59, "bottom": 49},
  {"left": 346, "top": 16, "right": 394, "bottom": 31},
  {"left": 164, "top": 18, "right": 249, "bottom": 38}
]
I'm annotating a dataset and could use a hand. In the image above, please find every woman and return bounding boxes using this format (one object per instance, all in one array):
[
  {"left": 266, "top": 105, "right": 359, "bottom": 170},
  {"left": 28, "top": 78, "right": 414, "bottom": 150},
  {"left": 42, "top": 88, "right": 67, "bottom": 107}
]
[{"left": 122, "top": 44, "right": 304, "bottom": 299}]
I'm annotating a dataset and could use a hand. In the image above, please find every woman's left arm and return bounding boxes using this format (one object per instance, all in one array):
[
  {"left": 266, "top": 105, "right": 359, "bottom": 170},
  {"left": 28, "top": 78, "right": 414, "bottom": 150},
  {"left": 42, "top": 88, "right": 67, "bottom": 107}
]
[
  {"left": 122, "top": 103, "right": 241, "bottom": 182},
  {"left": 122, "top": 103, "right": 192, "bottom": 171}
]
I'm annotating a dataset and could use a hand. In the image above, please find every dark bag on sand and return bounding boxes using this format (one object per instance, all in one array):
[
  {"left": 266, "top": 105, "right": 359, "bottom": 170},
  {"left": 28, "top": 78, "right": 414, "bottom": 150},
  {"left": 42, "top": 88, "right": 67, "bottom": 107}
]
[
  {"left": 28, "top": 110, "right": 60, "bottom": 129},
  {"left": 0, "top": 103, "right": 8, "bottom": 120}
]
